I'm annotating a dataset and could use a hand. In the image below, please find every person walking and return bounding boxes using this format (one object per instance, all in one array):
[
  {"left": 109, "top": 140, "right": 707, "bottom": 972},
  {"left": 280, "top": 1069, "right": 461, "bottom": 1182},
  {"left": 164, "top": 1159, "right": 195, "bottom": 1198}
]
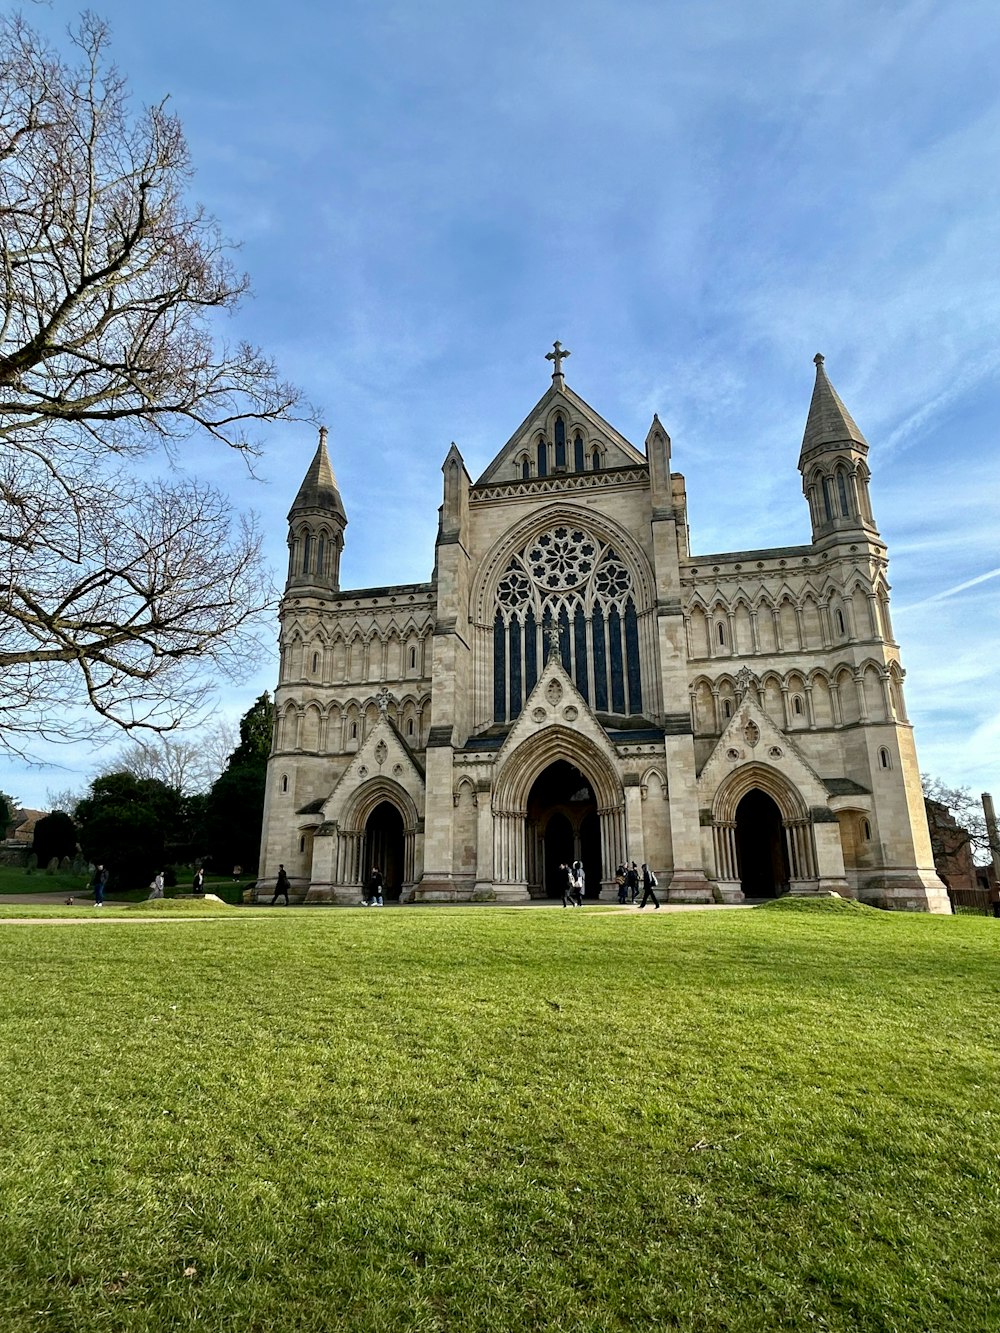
[
  {"left": 625, "top": 861, "right": 640, "bottom": 904},
  {"left": 638, "top": 863, "right": 661, "bottom": 909},
  {"left": 270, "top": 865, "right": 290, "bottom": 906},
  {"left": 148, "top": 871, "right": 165, "bottom": 899},
  {"left": 570, "top": 859, "right": 585, "bottom": 906},
  {"left": 615, "top": 862, "right": 628, "bottom": 905},
  {"left": 364, "top": 865, "right": 384, "bottom": 907},
  {"left": 560, "top": 862, "right": 573, "bottom": 908},
  {"left": 91, "top": 863, "right": 108, "bottom": 907},
  {"left": 192, "top": 866, "right": 205, "bottom": 895}
]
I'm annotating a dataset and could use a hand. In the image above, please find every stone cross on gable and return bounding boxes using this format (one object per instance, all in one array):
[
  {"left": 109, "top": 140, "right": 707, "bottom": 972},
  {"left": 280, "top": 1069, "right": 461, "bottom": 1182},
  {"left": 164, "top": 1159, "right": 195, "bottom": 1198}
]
[
  {"left": 545, "top": 341, "right": 571, "bottom": 379},
  {"left": 545, "top": 621, "right": 562, "bottom": 660},
  {"left": 375, "top": 686, "right": 395, "bottom": 716}
]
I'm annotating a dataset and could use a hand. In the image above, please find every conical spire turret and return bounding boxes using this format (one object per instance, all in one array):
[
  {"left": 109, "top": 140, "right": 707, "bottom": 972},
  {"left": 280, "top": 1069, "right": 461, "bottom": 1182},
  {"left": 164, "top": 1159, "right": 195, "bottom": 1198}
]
[
  {"left": 289, "top": 425, "right": 347, "bottom": 522},
  {"left": 799, "top": 353, "right": 868, "bottom": 464},
  {"left": 286, "top": 426, "right": 348, "bottom": 593},
  {"left": 797, "top": 356, "right": 878, "bottom": 542}
]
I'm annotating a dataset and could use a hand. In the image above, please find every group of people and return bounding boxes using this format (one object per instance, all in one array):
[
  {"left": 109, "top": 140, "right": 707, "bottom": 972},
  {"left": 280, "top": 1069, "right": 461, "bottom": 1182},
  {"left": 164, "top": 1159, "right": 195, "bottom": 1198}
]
[
  {"left": 559, "top": 860, "right": 586, "bottom": 907},
  {"left": 615, "top": 861, "right": 661, "bottom": 909}
]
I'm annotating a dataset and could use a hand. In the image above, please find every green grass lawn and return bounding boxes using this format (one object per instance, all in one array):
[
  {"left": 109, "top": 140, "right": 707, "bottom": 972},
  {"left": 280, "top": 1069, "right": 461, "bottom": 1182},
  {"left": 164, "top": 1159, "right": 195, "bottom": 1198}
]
[
  {"left": 0, "top": 863, "right": 249, "bottom": 904},
  {"left": 0, "top": 905, "right": 997, "bottom": 1331}
]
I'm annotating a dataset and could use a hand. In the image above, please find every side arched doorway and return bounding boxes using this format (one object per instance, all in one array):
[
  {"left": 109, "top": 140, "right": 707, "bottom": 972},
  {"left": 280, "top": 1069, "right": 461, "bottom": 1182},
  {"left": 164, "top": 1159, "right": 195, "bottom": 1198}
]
[
  {"left": 735, "top": 789, "right": 790, "bottom": 898},
  {"left": 363, "top": 801, "right": 404, "bottom": 902},
  {"left": 526, "top": 760, "right": 601, "bottom": 899}
]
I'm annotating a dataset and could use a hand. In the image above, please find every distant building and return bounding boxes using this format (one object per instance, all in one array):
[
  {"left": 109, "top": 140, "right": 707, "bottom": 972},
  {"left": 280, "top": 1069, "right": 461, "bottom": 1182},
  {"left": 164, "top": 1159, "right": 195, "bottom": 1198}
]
[{"left": 259, "top": 350, "right": 949, "bottom": 912}]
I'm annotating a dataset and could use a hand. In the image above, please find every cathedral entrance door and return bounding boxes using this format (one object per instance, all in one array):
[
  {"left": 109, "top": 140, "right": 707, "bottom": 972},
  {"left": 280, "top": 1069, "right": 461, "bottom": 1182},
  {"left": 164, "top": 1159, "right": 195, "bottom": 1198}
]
[
  {"left": 526, "top": 760, "right": 600, "bottom": 899},
  {"left": 543, "top": 813, "right": 573, "bottom": 897},
  {"left": 735, "top": 789, "right": 790, "bottom": 898},
  {"left": 363, "top": 801, "right": 404, "bottom": 902}
]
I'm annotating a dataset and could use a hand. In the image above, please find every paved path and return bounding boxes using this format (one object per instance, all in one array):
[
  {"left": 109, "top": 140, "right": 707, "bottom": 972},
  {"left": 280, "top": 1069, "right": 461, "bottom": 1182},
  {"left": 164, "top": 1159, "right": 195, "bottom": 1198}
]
[{"left": 0, "top": 896, "right": 756, "bottom": 925}]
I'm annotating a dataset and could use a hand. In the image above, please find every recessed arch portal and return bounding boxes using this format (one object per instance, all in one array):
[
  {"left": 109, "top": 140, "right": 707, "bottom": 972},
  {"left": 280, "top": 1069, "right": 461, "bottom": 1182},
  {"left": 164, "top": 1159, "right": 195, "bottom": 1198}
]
[
  {"left": 492, "top": 727, "right": 626, "bottom": 891},
  {"left": 527, "top": 761, "right": 602, "bottom": 898},
  {"left": 735, "top": 789, "right": 790, "bottom": 898},
  {"left": 363, "top": 801, "right": 404, "bottom": 902}
]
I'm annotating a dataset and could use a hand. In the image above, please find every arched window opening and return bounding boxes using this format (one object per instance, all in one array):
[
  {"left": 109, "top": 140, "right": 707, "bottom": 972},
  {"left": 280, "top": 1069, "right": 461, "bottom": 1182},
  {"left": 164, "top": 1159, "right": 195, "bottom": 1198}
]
[
  {"left": 822, "top": 477, "right": 835, "bottom": 521},
  {"left": 493, "top": 529, "right": 644, "bottom": 722},
  {"left": 536, "top": 438, "right": 548, "bottom": 477},
  {"left": 793, "top": 696, "right": 803, "bottom": 716},
  {"left": 861, "top": 818, "right": 872, "bottom": 842},
  {"left": 281, "top": 774, "right": 288, "bottom": 792},
  {"left": 312, "top": 652, "right": 319, "bottom": 674},
  {"left": 590, "top": 448, "right": 601, "bottom": 471},
  {"left": 878, "top": 746, "right": 891, "bottom": 770},
  {"left": 722, "top": 698, "right": 733, "bottom": 719},
  {"left": 717, "top": 621, "right": 726, "bottom": 647},
  {"left": 409, "top": 646, "right": 416, "bottom": 670},
  {"left": 407, "top": 719, "right": 414, "bottom": 737},
  {"left": 835, "top": 609, "right": 845, "bottom": 636},
  {"left": 554, "top": 416, "right": 566, "bottom": 469},
  {"left": 837, "top": 471, "right": 850, "bottom": 517},
  {"left": 574, "top": 433, "right": 585, "bottom": 472},
  {"left": 350, "top": 722, "right": 358, "bottom": 740},
  {"left": 521, "top": 457, "right": 530, "bottom": 479},
  {"left": 299, "top": 835, "right": 305, "bottom": 854},
  {"left": 302, "top": 532, "right": 312, "bottom": 574}
]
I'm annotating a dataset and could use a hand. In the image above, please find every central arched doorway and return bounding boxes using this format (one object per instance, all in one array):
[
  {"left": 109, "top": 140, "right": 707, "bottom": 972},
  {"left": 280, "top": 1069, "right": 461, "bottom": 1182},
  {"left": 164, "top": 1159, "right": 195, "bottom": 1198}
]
[
  {"left": 526, "top": 760, "right": 601, "bottom": 898},
  {"left": 363, "top": 801, "right": 404, "bottom": 901},
  {"left": 735, "top": 789, "right": 789, "bottom": 898}
]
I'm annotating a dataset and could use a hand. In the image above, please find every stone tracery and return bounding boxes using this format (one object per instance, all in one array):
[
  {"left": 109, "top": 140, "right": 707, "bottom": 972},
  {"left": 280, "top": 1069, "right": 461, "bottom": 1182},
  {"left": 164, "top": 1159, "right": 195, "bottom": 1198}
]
[{"left": 492, "top": 523, "right": 644, "bottom": 722}]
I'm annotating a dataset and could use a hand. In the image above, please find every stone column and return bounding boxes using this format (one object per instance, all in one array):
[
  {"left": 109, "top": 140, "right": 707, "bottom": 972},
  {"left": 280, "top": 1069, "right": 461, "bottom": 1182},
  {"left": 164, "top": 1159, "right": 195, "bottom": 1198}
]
[
  {"left": 623, "top": 778, "right": 645, "bottom": 873},
  {"left": 472, "top": 783, "right": 495, "bottom": 899}
]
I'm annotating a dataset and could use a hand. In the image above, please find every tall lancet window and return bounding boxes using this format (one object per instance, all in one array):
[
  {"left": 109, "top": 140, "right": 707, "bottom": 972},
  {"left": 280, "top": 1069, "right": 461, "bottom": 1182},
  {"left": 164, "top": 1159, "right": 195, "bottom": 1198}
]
[
  {"left": 492, "top": 524, "right": 645, "bottom": 723},
  {"left": 554, "top": 416, "right": 566, "bottom": 469},
  {"left": 573, "top": 433, "right": 585, "bottom": 472},
  {"left": 302, "top": 533, "right": 312, "bottom": 574}
]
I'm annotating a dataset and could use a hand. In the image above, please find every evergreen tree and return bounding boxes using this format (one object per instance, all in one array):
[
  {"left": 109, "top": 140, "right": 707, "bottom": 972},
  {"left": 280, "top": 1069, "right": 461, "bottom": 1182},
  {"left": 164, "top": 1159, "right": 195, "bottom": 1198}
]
[
  {"left": 76, "top": 774, "right": 183, "bottom": 890},
  {"left": 31, "top": 812, "right": 78, "bottom": 866},
  {"left": 203, "top": 694, "right": 274, "bottom": 874}
]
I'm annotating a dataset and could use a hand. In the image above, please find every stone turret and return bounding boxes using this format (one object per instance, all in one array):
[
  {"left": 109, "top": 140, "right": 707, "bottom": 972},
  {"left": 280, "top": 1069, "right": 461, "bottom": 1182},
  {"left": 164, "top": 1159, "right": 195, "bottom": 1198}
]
[
  {"left": 798, "top": 355, "right": 879, "bottom": 543},
  {"left": 286, "top": 426, "right": 347, "bottom": 592}
]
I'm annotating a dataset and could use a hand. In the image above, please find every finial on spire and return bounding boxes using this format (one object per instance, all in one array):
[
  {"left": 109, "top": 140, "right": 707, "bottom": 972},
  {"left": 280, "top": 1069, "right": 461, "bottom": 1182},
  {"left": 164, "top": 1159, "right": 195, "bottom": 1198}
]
[
  {"left": 319, "top": 424, "right": 329, "bottom": 447},
  {"left": 814, "top": 353, "right": 825, "bottom": 368},
  {"left": 545, "top": 341, "right": 571, "bottom": 381}
]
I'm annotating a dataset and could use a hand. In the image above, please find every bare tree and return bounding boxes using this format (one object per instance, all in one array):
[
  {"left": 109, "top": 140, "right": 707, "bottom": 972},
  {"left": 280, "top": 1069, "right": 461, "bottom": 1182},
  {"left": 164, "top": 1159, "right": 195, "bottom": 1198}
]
[
  {"left": 921, "top": 774, "right": 990, "bottom": 863},
  {"left": 0, "top": 15, "right": 301, "bottom": 753},
  {"left": 99, "top": 719, "right": 237, "bottom": 795}
]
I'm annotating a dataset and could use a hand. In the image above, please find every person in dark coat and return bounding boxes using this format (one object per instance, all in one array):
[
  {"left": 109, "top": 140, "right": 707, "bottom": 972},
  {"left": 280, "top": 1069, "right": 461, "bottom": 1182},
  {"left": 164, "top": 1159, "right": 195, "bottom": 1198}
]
[
  {"left": 364, "top": 865, "right": 384, "bottom": 907},
  {"left": 615, "top": 863, "right": 628, "bottom": 904},
  {"left": 91, "top": 863, "right": 108, "bottom": 907},
  {"left": 638, "top": 863, "right": 661, "bottom": 909},
  {"left": 625, "top": 862, "right": 640, "bottom": 904},
  {"left": 271, "top": 865, "right": 290, "bottom": 906},
  {"left": 560, "top": 862, "right": 574, "bottom": 908},
  {"left": 192, "top": 867, "right": 205, "bottom": 895}
]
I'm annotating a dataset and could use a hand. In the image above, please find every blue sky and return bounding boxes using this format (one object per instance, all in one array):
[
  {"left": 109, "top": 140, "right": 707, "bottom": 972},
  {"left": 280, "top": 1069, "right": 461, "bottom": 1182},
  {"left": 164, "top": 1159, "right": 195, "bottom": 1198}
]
[{"left": 4, "top": 0, "right": 999, "bottom": 810}]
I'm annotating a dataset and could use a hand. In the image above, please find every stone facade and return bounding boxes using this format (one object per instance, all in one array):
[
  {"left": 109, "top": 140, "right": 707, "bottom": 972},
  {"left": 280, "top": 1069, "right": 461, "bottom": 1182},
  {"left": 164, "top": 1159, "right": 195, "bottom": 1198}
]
[{"left": 258, "top": 351, "right": 949, "bottom": 912}]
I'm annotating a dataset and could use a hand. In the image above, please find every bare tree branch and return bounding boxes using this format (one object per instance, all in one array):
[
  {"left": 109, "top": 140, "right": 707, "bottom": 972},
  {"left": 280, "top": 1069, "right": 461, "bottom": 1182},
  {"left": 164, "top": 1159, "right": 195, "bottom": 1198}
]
[{"left": 0, "top": 15, "right": 303, "bottom": 753}]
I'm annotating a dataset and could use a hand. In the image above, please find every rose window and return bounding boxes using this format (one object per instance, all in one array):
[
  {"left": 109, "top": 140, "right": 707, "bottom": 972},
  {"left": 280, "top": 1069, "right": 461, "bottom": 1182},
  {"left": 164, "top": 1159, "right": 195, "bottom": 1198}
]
[{"left": 526, "top": 527, "right": 596, "bottom": 591}]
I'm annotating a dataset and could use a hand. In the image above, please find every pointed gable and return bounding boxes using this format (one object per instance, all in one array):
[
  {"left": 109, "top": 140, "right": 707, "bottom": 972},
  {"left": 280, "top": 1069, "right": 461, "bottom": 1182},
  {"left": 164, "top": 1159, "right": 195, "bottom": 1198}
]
[
  {"left": 696, "top": 693, "right": 830, "bottom": 813},
  {"left": 799, "top": 354, "right": 868, "bottom": 465},
  {"left": 475, "top": 381, "right": 646, "bottom": 485},
  {"left": 323, "top": 712, "right": 425, "bottom": 821}
]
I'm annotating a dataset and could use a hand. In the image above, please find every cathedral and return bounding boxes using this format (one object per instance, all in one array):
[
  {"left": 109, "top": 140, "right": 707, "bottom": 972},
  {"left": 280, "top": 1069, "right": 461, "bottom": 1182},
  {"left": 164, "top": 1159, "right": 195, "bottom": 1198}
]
[{"left": 257, "top": 347, "right": 949, "bottom": 912}]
